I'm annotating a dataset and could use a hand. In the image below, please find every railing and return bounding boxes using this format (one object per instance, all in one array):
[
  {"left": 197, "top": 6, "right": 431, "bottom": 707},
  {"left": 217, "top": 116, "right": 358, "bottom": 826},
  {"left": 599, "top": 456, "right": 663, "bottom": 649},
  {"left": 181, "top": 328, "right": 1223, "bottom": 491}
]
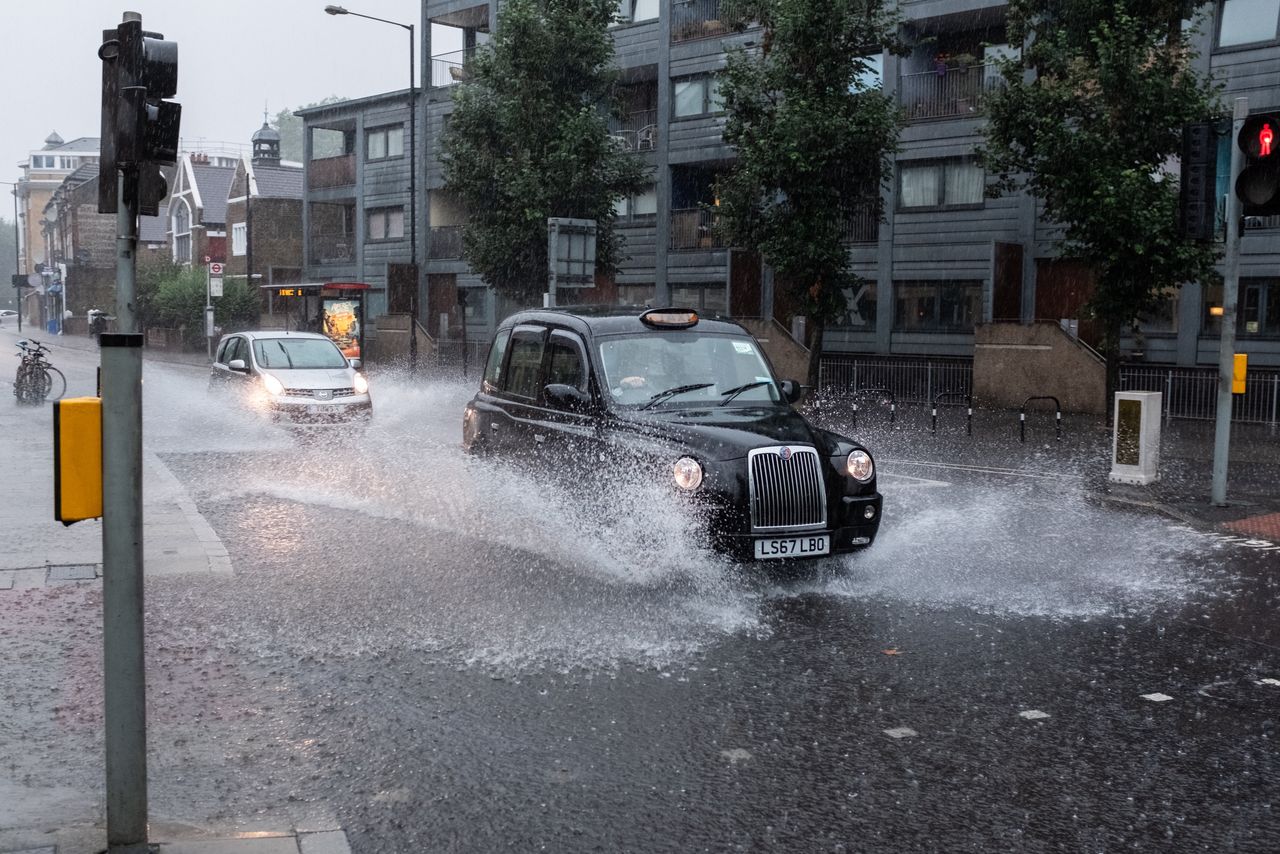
[
  {"left": 608, "top": 109, "right": 659, "bottom": 152},
  {"left": 431, "top": 48, "right": 476, "bottom": 88},
  {"left": 1020, "top": 395, "right": 1062, "bottom": 442},
  {"left": 1120, "top": 365, "right": 1280, "bottom": 426},
  {"left": 307, "top": 154, "right": 355, "bottom": 190},
  {"left": 841, "top": 203, "right": 880, "bottom": 244},
  {"left": 310, "top": 230, "right": 355, "bottom": 265},
  {"left": 428, "top": 225, "right": 464, "bottom": 260},
  {"left": 672, "top": 0, "right": 731, "bottom": 42},
  {"left": 670, "top": 207, "right": 723, "bottom": 250},
  {"left": 818, "top": 356, "right": 973, "bottom": 405},
  {"left": 898, "top": 64, "right": 1003, "bottom": 121}
]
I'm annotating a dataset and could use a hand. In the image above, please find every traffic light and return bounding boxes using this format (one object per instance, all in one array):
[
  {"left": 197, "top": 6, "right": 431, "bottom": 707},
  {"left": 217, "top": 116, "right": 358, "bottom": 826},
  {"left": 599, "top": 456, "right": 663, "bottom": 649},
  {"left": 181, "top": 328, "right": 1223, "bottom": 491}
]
[
  {"left": 98, "top": 17, "right": 181, "bottom": 216},
  {"left": 1235, "top": 112, "right": 1280, "bottom": 217},
  {"left": 1179, "top": 121, "right": 1219, "bottom": 241}
]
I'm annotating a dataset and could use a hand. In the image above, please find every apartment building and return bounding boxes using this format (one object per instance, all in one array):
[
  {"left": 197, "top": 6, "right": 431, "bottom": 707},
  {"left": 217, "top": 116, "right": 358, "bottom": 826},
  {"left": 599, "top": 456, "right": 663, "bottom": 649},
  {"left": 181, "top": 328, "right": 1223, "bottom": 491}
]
[{"left": 300, "top": 0, "right": 1280, "bottom": 368}]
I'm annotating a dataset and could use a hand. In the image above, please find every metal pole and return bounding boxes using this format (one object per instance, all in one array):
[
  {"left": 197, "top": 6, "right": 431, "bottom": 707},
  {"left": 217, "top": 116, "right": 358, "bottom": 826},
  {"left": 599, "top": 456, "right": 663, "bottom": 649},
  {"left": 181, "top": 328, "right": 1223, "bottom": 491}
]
[
  {"left": 1212, "top": 97, "right": 1247, "bottom": 506},
  {"left": 205, "top": 263, "right": 213, "bottom": 360},
  {"left": 103, "top": 164, "right": 149, "bottom": 852},
  {"left": 408, "top": 22, "right": 419, "bottom": 375},
  {"left": 12, "top": 188, "right": 21, "bottom": 333}
]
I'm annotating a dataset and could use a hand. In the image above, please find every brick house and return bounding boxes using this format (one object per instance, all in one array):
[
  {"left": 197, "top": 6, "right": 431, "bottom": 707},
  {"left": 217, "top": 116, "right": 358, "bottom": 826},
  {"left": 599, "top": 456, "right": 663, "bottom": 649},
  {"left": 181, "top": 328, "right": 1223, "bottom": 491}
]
[
  {"left": 224, "top": 122, "right": 304, "bottom": 291},
  {"left": 167, "top": 154, "right": 236, "bottom": 266}
]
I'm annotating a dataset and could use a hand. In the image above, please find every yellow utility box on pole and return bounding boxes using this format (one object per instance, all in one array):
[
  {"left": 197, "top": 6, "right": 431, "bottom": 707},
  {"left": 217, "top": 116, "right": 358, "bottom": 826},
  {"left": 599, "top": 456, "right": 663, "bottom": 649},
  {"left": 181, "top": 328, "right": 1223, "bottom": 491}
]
[
  {"left": 53, "top": 397, "right": 103, "bottom": 525},
  {"left": 1233, "top": 354, "right": 1248, "bottom": 395}
]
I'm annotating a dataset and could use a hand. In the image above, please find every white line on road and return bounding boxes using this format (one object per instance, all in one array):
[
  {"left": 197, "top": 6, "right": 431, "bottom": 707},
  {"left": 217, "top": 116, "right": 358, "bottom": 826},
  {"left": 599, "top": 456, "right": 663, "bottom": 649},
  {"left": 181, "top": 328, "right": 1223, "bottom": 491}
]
[
  {"left": 1141, "top": 693, "right": 1174, "bottom": 703},
  {"left": 1018, "top": 710, "right": 1051, "bottom": 720},
  {"left": 880, "top": 459, "right": 1085, "bottom": 482},
  {"left": 883, "top": 727, "right": 919, "bottom": 739}
]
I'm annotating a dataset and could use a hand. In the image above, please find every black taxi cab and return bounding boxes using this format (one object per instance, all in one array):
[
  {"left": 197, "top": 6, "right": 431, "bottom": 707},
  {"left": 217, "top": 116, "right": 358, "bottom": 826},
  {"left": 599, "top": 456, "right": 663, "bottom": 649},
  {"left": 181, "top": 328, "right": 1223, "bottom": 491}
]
[{"left": 462, "top": 307, "right": 882, "bottom": 561}]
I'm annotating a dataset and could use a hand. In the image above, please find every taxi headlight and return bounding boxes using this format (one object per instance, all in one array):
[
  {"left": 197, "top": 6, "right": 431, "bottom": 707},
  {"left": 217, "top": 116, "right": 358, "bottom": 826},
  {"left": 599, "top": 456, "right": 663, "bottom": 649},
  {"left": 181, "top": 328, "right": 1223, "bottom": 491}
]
[
  {"left": 353, "top": 372, "right": 369, "bottom": 395},
  {"left": 262, "top": 373, "right": 284, "bottom": 396},
  {"left": 673, "top": 456, "right": 703, "bottom": 491},
  {"left": 846, "top": 449, "right": 874, "bottom": 482}
]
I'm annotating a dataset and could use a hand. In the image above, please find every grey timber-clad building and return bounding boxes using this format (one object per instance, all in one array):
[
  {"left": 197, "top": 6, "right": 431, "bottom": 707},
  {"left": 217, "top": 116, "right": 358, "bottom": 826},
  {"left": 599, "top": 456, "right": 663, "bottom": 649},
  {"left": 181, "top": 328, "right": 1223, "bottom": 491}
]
[{"left": 300, "top": 0, "right": 1280, "bottom": 368}]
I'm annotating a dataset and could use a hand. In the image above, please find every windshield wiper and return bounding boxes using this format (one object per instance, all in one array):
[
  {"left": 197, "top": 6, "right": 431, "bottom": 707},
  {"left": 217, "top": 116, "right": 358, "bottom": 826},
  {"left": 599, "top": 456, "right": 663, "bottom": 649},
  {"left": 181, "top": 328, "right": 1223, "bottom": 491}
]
[
  {"left": 639, "top": 383, "right": 714, "bottom": 410},
  {"left": 718, "top": 380, "right": 772, "bottom": 406}
]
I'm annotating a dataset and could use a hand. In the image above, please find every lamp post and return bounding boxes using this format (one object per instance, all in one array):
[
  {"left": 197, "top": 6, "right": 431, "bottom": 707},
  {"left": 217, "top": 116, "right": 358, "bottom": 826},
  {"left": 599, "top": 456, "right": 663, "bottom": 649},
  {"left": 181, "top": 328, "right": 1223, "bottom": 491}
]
[
  {"left": 324, "top": 4, "right": 418, "bottom": 373},
  {"left": 1, "top": 182, "right": 23, "bottom": 331}
]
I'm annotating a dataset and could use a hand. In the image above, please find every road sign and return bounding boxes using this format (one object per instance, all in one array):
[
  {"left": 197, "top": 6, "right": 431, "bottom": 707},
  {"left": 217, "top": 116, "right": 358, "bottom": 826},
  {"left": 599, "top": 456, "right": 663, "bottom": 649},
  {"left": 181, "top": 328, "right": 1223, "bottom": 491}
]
[
  {"left": 209, "top": 262, "right": 223, "bottom": 275},
  {"left": 209, "top": 277, "right": 223, "bottom": 297}
]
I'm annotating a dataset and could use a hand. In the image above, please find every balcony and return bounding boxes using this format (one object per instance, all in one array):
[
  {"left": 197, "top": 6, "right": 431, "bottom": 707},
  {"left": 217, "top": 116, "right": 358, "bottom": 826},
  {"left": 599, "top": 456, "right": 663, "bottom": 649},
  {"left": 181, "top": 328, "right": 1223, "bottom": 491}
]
[
  {"left": 307, "top": 154, "right": 356, "bottom": 190},
  {"left": 671, "top": 207, "right": 723, "bottom": 250},
  {"left": 672, "top": 0, "right": 730, "bottom": 43},
  {"left": 310, "top": 230, "right": 355, "bottom": 265},
  {"left": 841, "top": 202, "right": 880, "bottom": 244},
  {"left": 431, "top": 48, "right": 476, "bottom": 88},
  {"left": 608, "top": 109, "right": 659, "bottom": 152},
  {"left": 428, "top": 225, "right": 464, "bottom": 260},
  {"left": 898, "top": 64, "right": 1003, "bottom": 121}
]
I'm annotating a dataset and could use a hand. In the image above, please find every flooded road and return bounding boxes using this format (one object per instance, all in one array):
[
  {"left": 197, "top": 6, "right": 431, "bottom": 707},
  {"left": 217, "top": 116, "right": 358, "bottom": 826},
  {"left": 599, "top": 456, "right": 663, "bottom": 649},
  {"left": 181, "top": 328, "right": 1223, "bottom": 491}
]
[{"left": 4, "top": 339, "right": 1278, "bottom": 851}]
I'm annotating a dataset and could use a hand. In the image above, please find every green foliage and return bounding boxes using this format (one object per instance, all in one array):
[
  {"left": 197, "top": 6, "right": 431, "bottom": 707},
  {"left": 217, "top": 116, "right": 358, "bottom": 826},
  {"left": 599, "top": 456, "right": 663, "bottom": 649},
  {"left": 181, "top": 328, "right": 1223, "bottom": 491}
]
[
  {"left": 441, "top": 0, "right": 647, "bottom": 304},
  {"left": 145, "top": 265, "right": 261, "bottom": 350},
  {"left": 273, "top": 97, "right": 346, "bottom": 163},
  {"left": 716, "top": 0, "right": 901, "bottom": 383},
  {"left": 981, "top": 0, "right": 1222, "bottom": 354},
  {"left": 0, "top": 217, "right": 16, "bottom": 312}
]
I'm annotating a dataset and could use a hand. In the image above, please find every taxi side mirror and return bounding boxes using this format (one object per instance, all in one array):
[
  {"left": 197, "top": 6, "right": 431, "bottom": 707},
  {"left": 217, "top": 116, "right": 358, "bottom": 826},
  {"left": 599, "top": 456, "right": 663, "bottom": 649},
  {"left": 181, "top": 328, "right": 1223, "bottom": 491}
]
[
  {"left": 228, "top": 359, "right": 249, "bottom": 373},
  {"left": 779, "top": 379, "right": 803, "bottom": 404},
  {"left": 544, "top": 383, "right": 591, "bottom": 411}
]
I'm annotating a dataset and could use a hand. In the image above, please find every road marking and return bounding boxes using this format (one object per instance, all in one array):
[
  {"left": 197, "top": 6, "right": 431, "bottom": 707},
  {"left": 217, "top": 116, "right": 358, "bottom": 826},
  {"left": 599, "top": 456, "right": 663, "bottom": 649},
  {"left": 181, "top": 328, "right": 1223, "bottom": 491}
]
[
  {"left": 720, "top": 748, "right": 752, "bottom": 764},
  {"left": 1018, "top": 710, "right": 1051, "bottom": 720},
  {"left": 1141, "top": 692, "right": 1174, "bottom": 702},
  {"left": 879, "top": 459, "right": 1084, "bottom": 482},
  {"left": 879, "top": 472, "right": 951, "bottom": 489},
  {"left": 883, "top": 727, "right": 918, "bottom": 739},
  {"left": 1258, "top": 678, "right": 1280, "bottom": 687}
]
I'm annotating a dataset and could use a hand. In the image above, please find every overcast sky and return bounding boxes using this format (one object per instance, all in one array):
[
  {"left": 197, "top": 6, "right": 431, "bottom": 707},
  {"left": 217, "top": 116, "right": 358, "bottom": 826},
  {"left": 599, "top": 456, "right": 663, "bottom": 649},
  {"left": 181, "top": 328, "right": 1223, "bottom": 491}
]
[{"left": 1, "top": 0, "right": 439, "bottom": 182}]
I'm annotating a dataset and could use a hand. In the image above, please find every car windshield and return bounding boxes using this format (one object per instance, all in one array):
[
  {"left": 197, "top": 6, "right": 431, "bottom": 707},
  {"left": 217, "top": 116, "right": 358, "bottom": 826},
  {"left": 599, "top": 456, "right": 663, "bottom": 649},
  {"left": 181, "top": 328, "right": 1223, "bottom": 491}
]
[
  {"left": 253, "top": 337, "right": 348, "bottom": 370},
  {"left": 597, "top": 332, "right": 781, "bottom": 408}
]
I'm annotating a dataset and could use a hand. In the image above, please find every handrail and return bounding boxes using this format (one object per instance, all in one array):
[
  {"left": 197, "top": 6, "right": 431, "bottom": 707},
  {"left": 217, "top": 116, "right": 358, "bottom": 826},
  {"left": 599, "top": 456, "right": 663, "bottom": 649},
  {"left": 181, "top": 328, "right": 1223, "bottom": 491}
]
[
  {"left": 849, "top": 386, "right": 896, "bottom": 429},
  {"left": 931, "top": 390, "right": 972, "bottom": 435},
  {"left": 1020, "top": 395, "right": 1062, "bottom": 442}
]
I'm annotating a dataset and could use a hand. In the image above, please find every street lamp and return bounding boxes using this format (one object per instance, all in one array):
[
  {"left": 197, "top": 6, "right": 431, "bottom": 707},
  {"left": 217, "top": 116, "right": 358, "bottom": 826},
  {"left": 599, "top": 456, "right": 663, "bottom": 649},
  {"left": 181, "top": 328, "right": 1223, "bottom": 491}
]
[
  {"left": 325, "top": 4, "right": 419, "bottom": 373},
  {"left": 0, "top": 181, "right": 23, "bottom": 332}
]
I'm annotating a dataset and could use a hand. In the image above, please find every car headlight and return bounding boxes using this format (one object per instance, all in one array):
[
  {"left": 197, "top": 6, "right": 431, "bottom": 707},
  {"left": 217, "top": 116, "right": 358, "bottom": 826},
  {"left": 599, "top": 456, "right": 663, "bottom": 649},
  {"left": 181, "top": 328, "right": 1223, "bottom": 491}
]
[
  {"left": 353, "top": 372, "right": 369, "bottom": 395},
  {"left": 846, "top": 449, "right": 874, "bottom": 482},
  {"left": 673, "top": 456, "right": 703, "bottom": 491},
  {"left": 261, "top": 373, "right": 284, "bottom": 396}
]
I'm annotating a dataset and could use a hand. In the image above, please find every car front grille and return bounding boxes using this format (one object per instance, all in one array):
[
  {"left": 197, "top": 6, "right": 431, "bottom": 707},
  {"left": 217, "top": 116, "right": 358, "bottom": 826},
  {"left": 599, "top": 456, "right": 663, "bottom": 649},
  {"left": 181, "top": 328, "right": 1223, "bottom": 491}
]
[
  {"left": 747, "top": 446, "right": 827, "bottom": 532},
  {"left": 283, "top": 387, "right": 358, "bottom": 398}
]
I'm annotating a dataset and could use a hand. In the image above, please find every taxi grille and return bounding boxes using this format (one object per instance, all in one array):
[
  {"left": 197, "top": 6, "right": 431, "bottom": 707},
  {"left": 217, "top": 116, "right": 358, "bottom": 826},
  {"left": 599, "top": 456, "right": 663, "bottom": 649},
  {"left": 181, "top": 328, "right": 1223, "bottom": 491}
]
[{"left": 747, "top": 446, "right": 827, "bottom": 531}]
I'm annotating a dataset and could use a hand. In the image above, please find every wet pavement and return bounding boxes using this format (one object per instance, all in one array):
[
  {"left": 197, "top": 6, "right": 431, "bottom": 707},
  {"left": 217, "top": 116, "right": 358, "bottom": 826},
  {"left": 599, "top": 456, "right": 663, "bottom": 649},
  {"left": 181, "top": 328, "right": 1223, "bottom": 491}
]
[{"left": 2, "top": 329, "right": 1278, "bottom": 852}]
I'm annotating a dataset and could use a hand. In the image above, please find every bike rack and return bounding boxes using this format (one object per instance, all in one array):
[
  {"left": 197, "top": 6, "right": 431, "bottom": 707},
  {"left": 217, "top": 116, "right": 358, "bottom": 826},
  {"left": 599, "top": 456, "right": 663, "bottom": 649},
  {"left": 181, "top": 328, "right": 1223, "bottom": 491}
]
[
  {"left": 1020, "top": 395, "right": 1062, "bottom": 442},
  {"left": 849, "top": 386, "right": 896, "bottom": 429},
  {"left": 932, "top": 390, "right": 973, "bottom": 435}
]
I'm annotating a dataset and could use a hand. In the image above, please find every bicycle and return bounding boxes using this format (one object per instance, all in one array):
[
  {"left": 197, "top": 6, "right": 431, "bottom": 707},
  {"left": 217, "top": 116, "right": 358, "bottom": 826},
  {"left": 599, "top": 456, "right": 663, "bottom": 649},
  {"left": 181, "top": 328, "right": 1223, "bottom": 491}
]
[{"left": 13, "top": 338, "right": 66, "bottom": 405}]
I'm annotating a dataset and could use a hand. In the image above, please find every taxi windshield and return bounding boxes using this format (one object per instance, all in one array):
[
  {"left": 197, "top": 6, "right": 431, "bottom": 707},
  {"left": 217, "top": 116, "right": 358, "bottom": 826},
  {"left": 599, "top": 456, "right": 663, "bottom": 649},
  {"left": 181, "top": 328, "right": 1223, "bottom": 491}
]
[{"left": 597, "top": 332, "right": 781, "bottom": 408}]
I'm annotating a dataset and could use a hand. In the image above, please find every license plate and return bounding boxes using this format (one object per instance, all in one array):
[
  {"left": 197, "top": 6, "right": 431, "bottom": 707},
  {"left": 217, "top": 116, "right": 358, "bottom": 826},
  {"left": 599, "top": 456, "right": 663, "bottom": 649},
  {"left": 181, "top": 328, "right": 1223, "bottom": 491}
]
[
  {"left": 307, "top": 405, "right": 321, "bottom": 414},
  {"left": 754, "top": 534, "right": 830, "bottom": 560}
]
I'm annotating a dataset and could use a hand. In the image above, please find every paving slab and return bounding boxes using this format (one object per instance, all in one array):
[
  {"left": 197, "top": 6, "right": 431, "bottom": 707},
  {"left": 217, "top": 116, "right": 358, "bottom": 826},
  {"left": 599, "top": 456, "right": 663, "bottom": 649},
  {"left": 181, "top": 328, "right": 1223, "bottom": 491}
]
[
  {"left": 157, "top": 836, "right": 299, "bottom": 854},
  {"left": 298, "top": 831, "right": 353, "bottom": 854}
]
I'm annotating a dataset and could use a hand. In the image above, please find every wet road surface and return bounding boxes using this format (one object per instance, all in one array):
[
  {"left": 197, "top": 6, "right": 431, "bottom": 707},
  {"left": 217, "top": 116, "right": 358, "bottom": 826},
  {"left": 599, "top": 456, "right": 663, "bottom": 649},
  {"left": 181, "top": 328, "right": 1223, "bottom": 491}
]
[{"left": 3, "top": 338, "right": 1278, "bottom": 852}]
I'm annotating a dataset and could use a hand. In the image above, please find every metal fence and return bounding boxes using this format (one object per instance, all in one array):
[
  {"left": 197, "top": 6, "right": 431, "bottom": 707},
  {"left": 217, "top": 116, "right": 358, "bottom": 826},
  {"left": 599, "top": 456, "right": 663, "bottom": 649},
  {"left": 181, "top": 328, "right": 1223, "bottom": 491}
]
[
  {"left": 818, "top": 356, "right": 973, "bottom": 405},
  {"left": 1119, "top": 366, "right": 1280, "bottom": 426},
  {"left": 898, "top": 64, "right": 1004, "bottom": 121}
]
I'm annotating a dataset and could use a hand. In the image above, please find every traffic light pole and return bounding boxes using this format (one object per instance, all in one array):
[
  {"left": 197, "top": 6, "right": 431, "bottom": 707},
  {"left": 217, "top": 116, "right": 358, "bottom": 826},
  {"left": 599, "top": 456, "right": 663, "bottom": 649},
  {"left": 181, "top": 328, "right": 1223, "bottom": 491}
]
[{"left": 1212, "top": 96, "right": 1247, "bottom": 507}]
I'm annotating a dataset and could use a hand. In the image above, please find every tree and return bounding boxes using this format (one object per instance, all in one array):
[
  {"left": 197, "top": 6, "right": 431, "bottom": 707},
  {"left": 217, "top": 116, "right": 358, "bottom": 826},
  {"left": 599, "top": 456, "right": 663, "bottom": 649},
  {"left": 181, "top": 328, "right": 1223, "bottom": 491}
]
[
  {"left": 0, "top": 217, "right": 16, "bottom": 313},
  {"left": 273, "top": 97, "right": 346, "bottom": 163},
  {"left": 981, "top": 0, "right": 1221, "bottom": 393},
  {"left": 147, "top": 265, "right": 261, "bottom": 350},
  {"left": 716, "top": 0, "right": 901, "bottom": 387},
  {"left": 441, "top": 0, "right": 647, "bottom": 305}
]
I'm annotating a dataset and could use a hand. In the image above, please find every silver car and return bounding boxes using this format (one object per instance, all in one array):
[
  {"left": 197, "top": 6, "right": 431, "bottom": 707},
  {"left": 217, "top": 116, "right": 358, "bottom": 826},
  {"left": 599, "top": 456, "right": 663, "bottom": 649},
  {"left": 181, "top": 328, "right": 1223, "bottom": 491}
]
[{"left": 209, "top": 331, "right": 372, "bottom": 425}]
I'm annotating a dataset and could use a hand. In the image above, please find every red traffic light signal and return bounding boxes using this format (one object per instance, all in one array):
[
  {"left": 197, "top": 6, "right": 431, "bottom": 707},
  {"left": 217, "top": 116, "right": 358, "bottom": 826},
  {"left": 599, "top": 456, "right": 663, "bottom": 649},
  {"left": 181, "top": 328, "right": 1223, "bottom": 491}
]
[
  {"left": 1239, "top": 115, "right": 1276, "bottom": 159},
  {"left": 1236, "top": 113, "right": 1280, "bottom": 216}
]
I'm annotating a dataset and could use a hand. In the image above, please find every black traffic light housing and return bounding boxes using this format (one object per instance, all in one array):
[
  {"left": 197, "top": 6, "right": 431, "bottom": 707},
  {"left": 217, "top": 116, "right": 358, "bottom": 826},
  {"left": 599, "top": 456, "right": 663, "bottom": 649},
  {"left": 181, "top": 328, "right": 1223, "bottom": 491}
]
[
  {"left": 1179, "top": 121, "right": 1220, "bottom": 242},
  {"left": 99, "top": 18, "right": 181, "bottom": 217},
  {"left": 1235, "top": 113, "right": 1280, "bottom": 217}
]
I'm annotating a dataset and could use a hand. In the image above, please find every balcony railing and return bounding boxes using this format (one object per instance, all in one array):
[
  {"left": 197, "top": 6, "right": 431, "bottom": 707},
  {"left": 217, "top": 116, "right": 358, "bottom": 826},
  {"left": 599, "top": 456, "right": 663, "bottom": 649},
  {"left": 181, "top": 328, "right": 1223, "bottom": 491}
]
[
  {"left": 841, "top": 202, "right": 880, "bottom": 244},
  {"left": 307, "top": 154, "right": 356, "bottom": 190},
  {"left": 671, "top": 207, "right": 723, "bottom": 250},
  {"left": 672, "top": 0, "right": 731, "bottom": 43},
  {"left": 898, "top": 64, "right": 1003, "bottom": 121},
  {"left": 428, "top": 225, "right": 464, "bottom": 260},
  {"left": 608, "top": 109, "right": 659, "bottom": 152},
  {"left": 431, "top": 48, "right": 476, "bottom": 88},
  {"left": 310, "top": 230, "right": 355, "bottom": 265}
]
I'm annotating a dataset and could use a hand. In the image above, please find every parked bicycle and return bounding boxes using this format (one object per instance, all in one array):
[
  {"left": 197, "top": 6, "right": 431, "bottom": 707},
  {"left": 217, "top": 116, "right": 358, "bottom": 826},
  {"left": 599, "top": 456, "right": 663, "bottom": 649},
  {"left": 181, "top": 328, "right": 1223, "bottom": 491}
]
[{"left": 12, "top": 338, "right": 66, "bottom": 405}]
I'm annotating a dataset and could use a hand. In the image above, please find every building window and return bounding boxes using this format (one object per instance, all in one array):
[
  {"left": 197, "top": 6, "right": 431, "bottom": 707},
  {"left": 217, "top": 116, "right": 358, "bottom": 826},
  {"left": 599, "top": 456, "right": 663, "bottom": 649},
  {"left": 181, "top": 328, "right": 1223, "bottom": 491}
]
[
  {"left": 366, "top": 125, "right": 405, "bottom": 161},
  {"left": 231, "top": 222, "right": 247, "bottom": 256},
  {"left": 1204, "top": 279, "right": 1280, "bottom": 336},
  {"left": 611, "top": 0, "right": 658, "bottom": 25},
  {"left": 367, "top": 207, "right": 405, "bottom": 241},
  {"left": 894, "top": 280, "right": 983, "bottom": 332},
  {"left": 612, "top": 185, "right": 658, "bottom": 221},
  {"left": 898, "top": 159, "right": 985, "bottom": 210},
  {"left": 171, "top": 199, "right": 192, "bottom": 264},
  {"left": 670, "top": 284, "right": 728, "bottom": 315},
  {"left": 837, "top": 280, "right": 877, "bottom": 329},
  {"left": 851, "top": 53, "right": 884, "bottom": 91},
  {"left": 1218, "top": 0, "right": 1280, "bottom": 47},
  {"left": 673, "top": 76, "right": 724, "bottom": 118}
]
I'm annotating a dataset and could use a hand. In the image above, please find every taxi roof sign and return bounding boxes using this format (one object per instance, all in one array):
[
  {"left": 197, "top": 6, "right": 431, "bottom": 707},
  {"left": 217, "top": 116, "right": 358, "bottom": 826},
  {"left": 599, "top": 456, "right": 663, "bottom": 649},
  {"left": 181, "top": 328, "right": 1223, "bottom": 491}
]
[{"left": 640, "top": 308, "right": 699, "bottom": 329}]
